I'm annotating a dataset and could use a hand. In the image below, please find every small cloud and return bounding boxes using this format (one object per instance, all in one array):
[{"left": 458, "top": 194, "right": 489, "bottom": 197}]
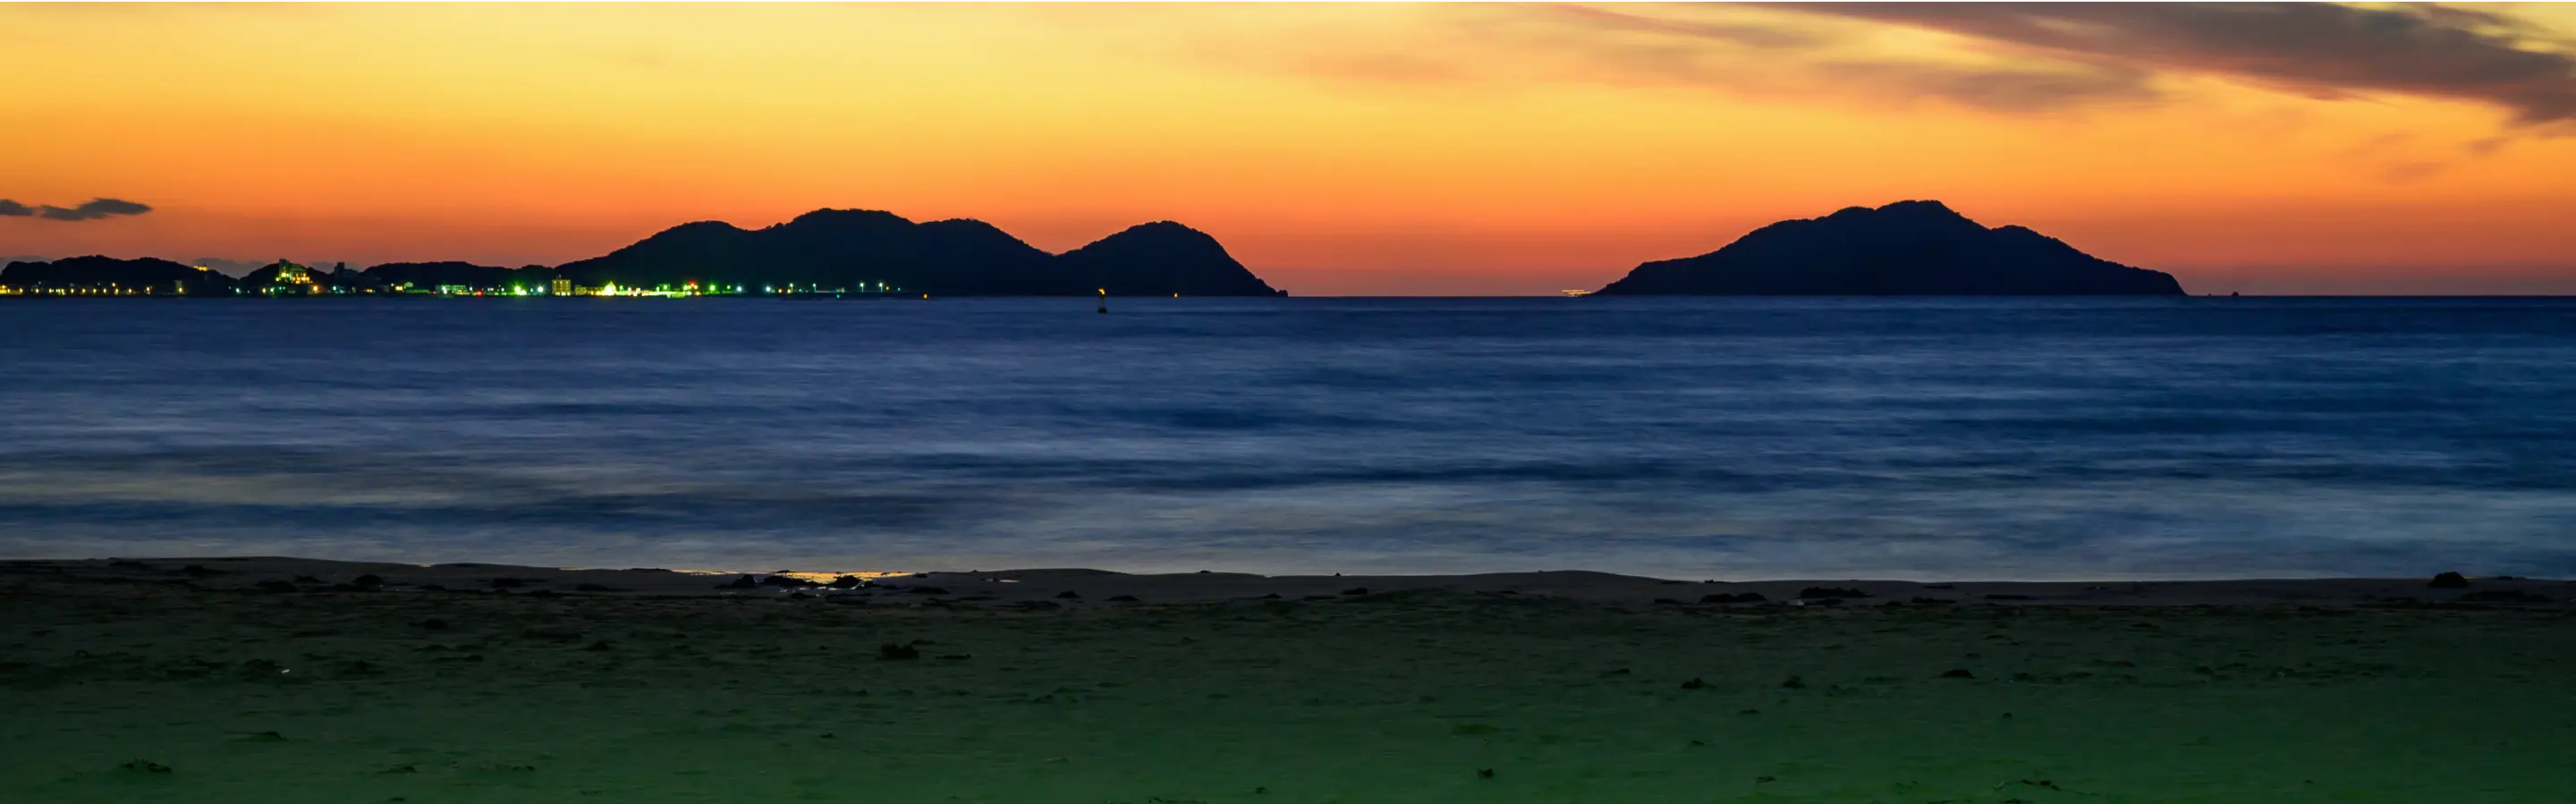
[
  {"left": 34, "top": 198, "right": 152, "bottom": 222},
  {"left": 2378, "top": 160, "right": 2451, "bottom": 183},
  {"left": 0, "top": 199, "right": 32, "bottom": 217}
]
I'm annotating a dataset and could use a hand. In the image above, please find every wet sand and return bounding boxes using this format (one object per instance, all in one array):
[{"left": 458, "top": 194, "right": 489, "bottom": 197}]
[{"left": 4, "top": 557, "right": 2572, "bottom": 803}]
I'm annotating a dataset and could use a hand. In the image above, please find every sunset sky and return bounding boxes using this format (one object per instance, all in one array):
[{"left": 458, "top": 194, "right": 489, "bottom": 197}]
[{"left": 7, "top": 2, "right": 2576, "bottom": 294}]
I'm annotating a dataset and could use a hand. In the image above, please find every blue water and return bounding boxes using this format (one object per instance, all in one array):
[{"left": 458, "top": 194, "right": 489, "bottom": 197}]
[{"left": 4, "top": 296, "right": 2573, "bottom": 580}]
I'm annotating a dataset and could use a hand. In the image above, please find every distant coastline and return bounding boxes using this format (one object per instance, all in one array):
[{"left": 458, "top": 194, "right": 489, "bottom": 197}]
[
  {"left": 1, "top": 209, "right": 1286, "bottom": 299},
  {"left": 4, "top": 200, "right": 2196, "bottom": 299}
]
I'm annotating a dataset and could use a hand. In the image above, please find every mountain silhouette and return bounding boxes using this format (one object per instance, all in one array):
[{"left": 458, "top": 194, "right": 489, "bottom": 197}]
[
  {"left": 1, "top": 256, "right": 237, "bottom": 295},
  {"left": 556, "top": 209, "right": 1282, "bottom": 296},
  {"left": 1596, "top": 200, "right": 2184, "bottom": 296},
  {"left": 1059, "top": 221, "right": 1279, "bottom": 296}
]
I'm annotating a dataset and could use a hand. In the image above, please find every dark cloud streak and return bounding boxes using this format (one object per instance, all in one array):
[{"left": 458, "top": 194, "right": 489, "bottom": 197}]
[
  {"left": 1794, "top": 3, "right": 2576, "bottom": 127},
  {"left": 32, "top": 198, "right": 152, "bottom": 222}
]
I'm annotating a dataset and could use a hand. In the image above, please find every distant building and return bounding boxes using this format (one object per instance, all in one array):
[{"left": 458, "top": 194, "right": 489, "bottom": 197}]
[{"left": 552, "top": 276, "right": 572, "bottom": 296}]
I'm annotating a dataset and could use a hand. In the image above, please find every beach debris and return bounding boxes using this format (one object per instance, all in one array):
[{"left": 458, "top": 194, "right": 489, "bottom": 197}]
[
  {"left": 1780, "top": 675, "right": 1807, "bottom": 689},
  {"left": 1605, "top": 667, "right": 1631, "bottom": 676},
  {"left": 1799, "top": 587, "right": 1870, "bottom": 599},
  {"left": 1055, "top": 590, "right": 1081, "bottom": 599},
  {"left": 119, "top": 759, "right": 173, "bottom": 774},
  {"left": 878, "top": 643, "right": 921, "bottom": 660},
  {"left": 1755, "top": 775, "right": 1776, "bottom": 783},
  {"left": 1940, "top": 668, "right": 1976, "bottom": 679},
  {"left": 378, "top": 764, "right": 419, "bottom": 774},
  {"left": 233, "top": 730, "right": 289, "bottom": 742},
  {"left": 1681, "top": 677, "right": 1707, "bottom": 690},
  {"left": 1477, "top": 768, "right": 1496, "bottom": 779},
  {"left": 2428, "top": 571, "right": 2470, "bottom": 588},
  {"left": 292, "top": 574, "right": 323, "bottom": 584},
  {"left": 1700, "top": 593, "right": 1765, "bottom": 604},
  {"left": 352, "top": 573, "right": 386, "bottom": 588}
]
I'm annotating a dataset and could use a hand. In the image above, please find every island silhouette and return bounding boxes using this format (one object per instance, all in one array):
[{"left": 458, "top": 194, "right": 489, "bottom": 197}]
[
  {"left": 555, "top": 210, "right": 1283, "bottom": 297},
  {"left": 1596, "top": 200, "right": 2185, "bottom": 296},
  {"left": 2, "top": 210, "right": 1285, "bottom": 297},
  {"left": 6, "top": 201, "right": 2189, "bottom": 297}
]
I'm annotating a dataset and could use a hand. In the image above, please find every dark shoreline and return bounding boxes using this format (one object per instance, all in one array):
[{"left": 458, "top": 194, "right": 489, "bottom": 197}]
[{"left": 7, "top": 556, "right": 2565, "bottom": 610}]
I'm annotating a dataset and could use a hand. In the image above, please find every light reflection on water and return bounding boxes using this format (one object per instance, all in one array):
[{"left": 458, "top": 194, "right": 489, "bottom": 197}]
[{"left": 3, "top": 296, "right": 2573, "bottom": 580}]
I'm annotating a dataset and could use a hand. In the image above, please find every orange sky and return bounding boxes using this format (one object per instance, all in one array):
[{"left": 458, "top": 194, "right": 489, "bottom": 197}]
[{"left": 6, "top": 2, "right": 2576, "bottom": 294}]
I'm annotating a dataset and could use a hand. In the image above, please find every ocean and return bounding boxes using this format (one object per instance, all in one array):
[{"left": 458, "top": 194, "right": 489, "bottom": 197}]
[{"left": 4, "top": 295, "right": 2572, "bottom": 580}]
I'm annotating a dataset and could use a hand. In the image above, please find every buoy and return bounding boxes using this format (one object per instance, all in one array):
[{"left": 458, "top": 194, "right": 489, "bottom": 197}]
[{"left": 1097, "top": 288, "right": 1107, "bottom": 314}]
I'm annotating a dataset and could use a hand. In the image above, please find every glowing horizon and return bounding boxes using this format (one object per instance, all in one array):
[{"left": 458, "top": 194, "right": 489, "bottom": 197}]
[{"left": 7, "top": 2, "right": 2576, "bottom": 295}]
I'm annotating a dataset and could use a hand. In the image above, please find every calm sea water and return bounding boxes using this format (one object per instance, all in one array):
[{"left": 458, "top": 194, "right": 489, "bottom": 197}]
[{"left": 4, "top": 296, "right": 2573, "bottom": 580}]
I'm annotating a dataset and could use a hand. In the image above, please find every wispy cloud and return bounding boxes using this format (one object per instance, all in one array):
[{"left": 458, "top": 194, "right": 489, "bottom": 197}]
[
  {"left": 1207, "top": 3, "right": 2576, "bottom": 129},
  {"left": 1785, "top": 3, "right": 2576, "bottom": 128}
]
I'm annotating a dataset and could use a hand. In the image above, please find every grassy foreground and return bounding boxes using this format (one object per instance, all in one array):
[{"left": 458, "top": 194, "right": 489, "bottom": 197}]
[{"left": 4, "top": 562, "right": 2572, "bottom": 803}]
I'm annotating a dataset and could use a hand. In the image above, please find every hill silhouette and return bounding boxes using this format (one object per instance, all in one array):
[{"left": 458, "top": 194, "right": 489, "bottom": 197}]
[
  {"left": 1, "top": 256, "right": 237, "bottom": 295},
  {"left": 1060, "top": 221, "right": 1279, "bottom": 296},
  {"left": 556, "top": 209, "right": 1282, "bottom": 296},
  {"left": 1596, "top": 200, "right": 2184, "bottom": 296},
  {"left": 362, "top": 261, "right": 555, "bottom": 292}
]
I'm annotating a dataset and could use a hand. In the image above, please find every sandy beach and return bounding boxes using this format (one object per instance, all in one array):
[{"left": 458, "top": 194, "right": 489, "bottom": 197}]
[{"left": 4, "top": 557, "right": 2571, "bottom": 803}]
